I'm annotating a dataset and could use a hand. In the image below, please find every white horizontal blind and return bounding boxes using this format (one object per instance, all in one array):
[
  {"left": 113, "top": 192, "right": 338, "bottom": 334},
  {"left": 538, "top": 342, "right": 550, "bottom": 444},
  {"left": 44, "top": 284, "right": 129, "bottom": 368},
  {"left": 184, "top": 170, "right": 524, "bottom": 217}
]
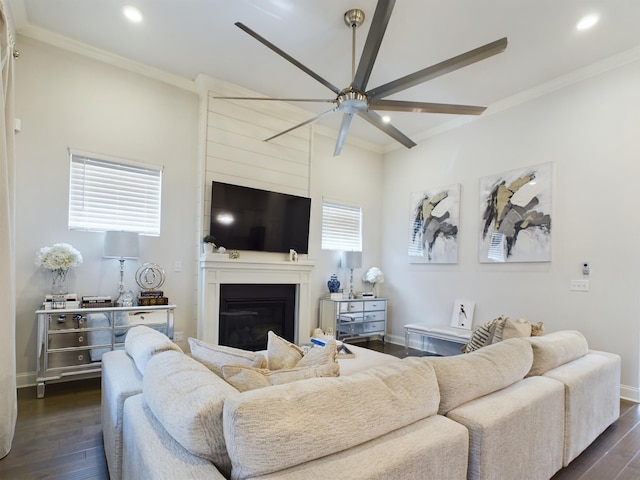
[
  {"left": 68, "top": 152, "right": 162, "bottom": 235},
  {"left": 321, "top": 200, "right": 362, "bottom": 251}
]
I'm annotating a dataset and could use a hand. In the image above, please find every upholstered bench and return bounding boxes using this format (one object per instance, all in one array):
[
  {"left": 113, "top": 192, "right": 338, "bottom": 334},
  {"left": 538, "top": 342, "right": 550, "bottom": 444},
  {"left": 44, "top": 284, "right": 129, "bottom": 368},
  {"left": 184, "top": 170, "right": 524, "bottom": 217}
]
[{"left": 404, "top": 323, "right": 471, "bottom": 353}]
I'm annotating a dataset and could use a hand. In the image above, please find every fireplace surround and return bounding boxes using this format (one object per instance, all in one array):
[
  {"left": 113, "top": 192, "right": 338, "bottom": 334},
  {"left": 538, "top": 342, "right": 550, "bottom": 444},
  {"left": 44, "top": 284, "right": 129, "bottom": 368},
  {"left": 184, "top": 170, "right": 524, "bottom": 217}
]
[{"left": 198, "top": 254, "right": 315, "bottom": 346}]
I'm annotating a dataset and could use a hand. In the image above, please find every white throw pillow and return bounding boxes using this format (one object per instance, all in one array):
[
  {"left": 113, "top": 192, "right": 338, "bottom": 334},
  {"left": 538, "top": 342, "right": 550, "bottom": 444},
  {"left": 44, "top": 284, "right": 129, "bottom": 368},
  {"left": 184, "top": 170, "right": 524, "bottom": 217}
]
[
  {"left": 266, "top": 331, "right": 304, "bottom": 370},
  {"left": 188, "top": 337, "right": 267, "bottom": 376},
  {"left": 221, "top": 363, "right": 340, "bottom": 392}
]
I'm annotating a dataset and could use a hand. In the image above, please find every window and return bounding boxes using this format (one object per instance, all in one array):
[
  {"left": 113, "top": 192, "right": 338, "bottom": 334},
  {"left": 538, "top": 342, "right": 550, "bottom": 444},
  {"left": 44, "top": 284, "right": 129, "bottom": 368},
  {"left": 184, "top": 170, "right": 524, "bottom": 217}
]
[
  {"left": 68, "top": 150, "right": 162, "bottom": 235},
  {"left": 321, "top": 200, "right": 362, "bottom": 251}
]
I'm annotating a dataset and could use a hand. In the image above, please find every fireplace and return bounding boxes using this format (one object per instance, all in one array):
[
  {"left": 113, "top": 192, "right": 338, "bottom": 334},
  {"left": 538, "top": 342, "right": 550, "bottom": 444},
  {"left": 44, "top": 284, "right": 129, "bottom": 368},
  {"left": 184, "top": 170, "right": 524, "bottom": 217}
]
[
  {"left": 219, "top": 284, "right": 296, "bottom": 350},
  {"left": 198, "top": 255, "right": 315, "bottom": 346}
]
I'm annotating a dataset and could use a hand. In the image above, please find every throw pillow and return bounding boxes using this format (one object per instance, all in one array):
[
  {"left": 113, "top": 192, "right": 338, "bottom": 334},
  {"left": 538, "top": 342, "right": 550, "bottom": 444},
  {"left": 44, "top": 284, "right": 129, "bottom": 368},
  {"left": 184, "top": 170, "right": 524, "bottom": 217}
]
[
  {"left": 296, "top": 339, "right": 337, "bottom": 367},
  {"left": 266, "top": 331, "right": 304, "bottom": 370},
  {"left": 530, "top": 321, "right": 545, "bottom": 336},
  {"left": 490, "top": 316, "right": 508, "bottom": 344},
  {"left": 221, "top": 363, "right": 340, "bottom": 392},
  {"left": 501, "top": 318, "right": 532, "bottom": 339},
  {"left": 188, "top": 337, "right": 267, "bottom": 376},
  {"left": 465, "top": 316, "right": 505, "bottom": 353}
]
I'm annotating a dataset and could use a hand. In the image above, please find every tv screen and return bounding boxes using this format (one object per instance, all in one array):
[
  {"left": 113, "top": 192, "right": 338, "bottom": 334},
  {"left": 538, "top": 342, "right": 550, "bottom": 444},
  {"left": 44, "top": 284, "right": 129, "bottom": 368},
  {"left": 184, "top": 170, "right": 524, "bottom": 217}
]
[{"left": 210, "top": 181, "right": 311, "bottom": 254}]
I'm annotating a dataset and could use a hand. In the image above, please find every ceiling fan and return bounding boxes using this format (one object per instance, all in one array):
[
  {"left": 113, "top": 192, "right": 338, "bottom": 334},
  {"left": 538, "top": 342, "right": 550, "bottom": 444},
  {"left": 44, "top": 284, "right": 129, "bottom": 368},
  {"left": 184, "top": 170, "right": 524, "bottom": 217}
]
[{"left": 217, "top": 0, "right": 507, "bottom": 156}]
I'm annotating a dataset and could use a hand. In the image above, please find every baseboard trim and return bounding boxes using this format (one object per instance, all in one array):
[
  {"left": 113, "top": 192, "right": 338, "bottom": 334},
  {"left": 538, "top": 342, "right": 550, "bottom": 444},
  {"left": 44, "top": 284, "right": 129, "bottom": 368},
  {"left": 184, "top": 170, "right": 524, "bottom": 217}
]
[{"left": 17, "top": 372, "right": 36, "bottom": 389}]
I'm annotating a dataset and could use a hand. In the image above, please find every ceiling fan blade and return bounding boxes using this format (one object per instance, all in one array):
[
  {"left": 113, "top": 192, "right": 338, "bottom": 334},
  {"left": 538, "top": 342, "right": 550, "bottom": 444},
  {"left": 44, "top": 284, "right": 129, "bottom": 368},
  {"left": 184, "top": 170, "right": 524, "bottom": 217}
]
[
  {"left": 264, "top": 107, "right": 338, "bottom": 142},
  {"left": 351, "top": 0, "right": 396, "bottom": 91},
  {"left": 358, "top": 110, "right": 416, "bottom": 149},
  {"left": 371, "top": 99, "right": 486, "bottom": 115},
  {"left": 235, "top": 22, "right": 342, "bottom": 95},
  {"left": 213, "top": 96, "right": 336, "bottom": 104},
  {"left": 367, "top": 37, "right": 508, "bottom": 101},
  {"left": 334, "top": 113, "right": 354, "bottom": 156}
]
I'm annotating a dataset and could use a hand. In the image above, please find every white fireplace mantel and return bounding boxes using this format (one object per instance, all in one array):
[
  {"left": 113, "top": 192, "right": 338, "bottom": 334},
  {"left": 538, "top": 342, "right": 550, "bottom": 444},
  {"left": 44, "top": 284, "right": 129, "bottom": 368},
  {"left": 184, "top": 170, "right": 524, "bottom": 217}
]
[{"left": 198, "top": 254, "right": 315, "bottom": 346}]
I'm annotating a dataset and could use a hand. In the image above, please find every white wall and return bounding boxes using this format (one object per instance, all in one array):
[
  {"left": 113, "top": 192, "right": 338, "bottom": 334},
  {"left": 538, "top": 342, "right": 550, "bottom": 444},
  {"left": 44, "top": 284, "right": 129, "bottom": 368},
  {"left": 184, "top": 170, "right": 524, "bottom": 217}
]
[
  {"left": 309, "top": 131, "right": 384, "bottom": 312},
  {"left": 381, "top": 58, "right": 640, "bottom": 398},
  {"left": 13, "top": 36, "right": 200, "bottom": 384}
]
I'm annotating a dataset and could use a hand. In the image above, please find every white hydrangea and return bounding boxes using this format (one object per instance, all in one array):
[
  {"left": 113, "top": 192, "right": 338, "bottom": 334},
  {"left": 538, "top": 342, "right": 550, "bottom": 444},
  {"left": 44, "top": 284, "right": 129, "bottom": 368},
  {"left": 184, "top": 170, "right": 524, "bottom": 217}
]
[
  {"left": 35, "top": 243, "right": 83, "bottom": 271},
  {"left": 362, "top": 267, "right": 384, "bottom": 284}
]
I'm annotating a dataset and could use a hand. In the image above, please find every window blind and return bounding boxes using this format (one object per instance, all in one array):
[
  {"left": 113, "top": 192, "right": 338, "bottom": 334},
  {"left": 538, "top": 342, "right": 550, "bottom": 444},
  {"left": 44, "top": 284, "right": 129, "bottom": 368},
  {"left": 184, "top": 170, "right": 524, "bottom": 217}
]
[
  {"left": 321, "top": 200, "right": 362, "bottom": 251},
  {"left": 68, "top": 152, "right": 162, "bottom": 235}
]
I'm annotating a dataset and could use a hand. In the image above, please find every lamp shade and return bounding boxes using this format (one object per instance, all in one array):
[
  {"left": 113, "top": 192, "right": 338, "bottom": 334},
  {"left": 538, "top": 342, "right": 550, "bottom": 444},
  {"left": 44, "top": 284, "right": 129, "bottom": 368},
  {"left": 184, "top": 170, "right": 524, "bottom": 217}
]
[
  {"left": 103, "top": 231, "right": 139, "bottom": 259},
  {"left": 342, "top": 251, "right": 362, "bottom": 269}
]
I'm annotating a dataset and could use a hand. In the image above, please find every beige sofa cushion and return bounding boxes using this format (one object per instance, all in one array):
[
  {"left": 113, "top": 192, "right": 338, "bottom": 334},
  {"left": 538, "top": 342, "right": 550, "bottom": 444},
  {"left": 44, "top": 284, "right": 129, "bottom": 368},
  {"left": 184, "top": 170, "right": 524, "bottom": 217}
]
[
  {"left": 524, "top": 330, "right": 589, "bottom": 376},
  {"left": 221, "top": 362, "right": 339, "bottom": 392},
  {"left": 427, "top": 338, "right": 533, "bottom": 415},
  {"left": 223, "top": 358, "right": 440, "bottom": 479},
  {"left": 188, "top": 338, "right": 267, "bottom": 376},
  {"left": 142, "top": 350, "right": 239, "bottom": 477},
  {"left": 125, "top": 325, "right": 182, "bottom": 375}
]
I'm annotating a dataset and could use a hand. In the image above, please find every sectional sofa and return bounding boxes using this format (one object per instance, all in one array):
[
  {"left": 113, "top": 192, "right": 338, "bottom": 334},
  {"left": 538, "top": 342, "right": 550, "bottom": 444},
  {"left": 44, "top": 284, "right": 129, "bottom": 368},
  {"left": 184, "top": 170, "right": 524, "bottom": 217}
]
[{"left": 101, "top": 326, "right": 620, "bottom": 480}]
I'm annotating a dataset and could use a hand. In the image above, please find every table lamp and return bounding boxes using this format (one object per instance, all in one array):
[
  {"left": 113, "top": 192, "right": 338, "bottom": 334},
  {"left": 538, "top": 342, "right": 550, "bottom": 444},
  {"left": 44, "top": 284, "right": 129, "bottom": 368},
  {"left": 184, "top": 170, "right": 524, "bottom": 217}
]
[
  {"left": 342, "top": 251, "right": 362, "bottom": 299},
  {"left": 104, "top": 231, "right": 139, "bottom": 306}
]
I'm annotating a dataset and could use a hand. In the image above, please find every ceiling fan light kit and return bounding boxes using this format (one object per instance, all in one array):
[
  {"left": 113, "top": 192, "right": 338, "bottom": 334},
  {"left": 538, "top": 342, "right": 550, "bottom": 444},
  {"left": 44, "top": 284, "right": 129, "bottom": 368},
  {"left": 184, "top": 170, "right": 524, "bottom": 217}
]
[{"left": 219, "top": 0, "right": 507, "bottom": 155}]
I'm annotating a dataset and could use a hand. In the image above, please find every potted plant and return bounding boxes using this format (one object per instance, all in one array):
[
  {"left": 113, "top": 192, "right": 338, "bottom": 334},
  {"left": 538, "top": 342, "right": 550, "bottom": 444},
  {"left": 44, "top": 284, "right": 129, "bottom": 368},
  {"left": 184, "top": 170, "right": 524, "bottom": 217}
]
[{"left": 202, "top": 235, "right": 216, "bottom": 254}]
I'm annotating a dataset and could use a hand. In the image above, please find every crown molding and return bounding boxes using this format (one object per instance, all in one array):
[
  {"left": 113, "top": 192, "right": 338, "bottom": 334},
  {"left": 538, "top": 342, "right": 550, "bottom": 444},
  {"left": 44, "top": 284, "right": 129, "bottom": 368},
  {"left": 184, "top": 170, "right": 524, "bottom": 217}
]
[{"left": 16, "top": 22, "right": 197, "bottom": 93}]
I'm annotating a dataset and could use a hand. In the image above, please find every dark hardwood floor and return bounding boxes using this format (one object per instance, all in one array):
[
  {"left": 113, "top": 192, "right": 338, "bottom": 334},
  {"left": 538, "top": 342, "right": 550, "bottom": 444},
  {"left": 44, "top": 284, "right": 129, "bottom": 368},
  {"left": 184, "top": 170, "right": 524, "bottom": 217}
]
[
  {"left": 0, "top": 377, "right": 108, "bottom": 480},
  {"left": 1, "top": 340, "right": 638, "bottom": 480}
]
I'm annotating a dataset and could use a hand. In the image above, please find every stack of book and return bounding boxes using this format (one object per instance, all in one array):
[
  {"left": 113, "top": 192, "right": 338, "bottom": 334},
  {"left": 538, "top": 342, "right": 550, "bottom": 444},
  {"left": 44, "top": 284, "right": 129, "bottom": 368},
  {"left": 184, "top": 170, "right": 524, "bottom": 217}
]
[
  {"left": 138, "top": 290, "right": 169, "bottom": 306},
  {"left": 81, "top": 295, "right": 113, "bottom": 308},
  {"left": 43, "top": 293, "right": 79, "bottom": 310}
]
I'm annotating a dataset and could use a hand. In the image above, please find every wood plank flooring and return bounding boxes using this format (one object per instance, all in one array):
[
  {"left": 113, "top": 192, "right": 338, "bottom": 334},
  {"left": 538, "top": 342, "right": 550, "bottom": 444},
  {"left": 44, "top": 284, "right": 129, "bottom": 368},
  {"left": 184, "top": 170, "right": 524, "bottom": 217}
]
[
  {"left": 0, "top": 377, "right": 108, "bottom": 480},
  {"left": 0, "top": 341, "right": 638, "bottom": 479}
]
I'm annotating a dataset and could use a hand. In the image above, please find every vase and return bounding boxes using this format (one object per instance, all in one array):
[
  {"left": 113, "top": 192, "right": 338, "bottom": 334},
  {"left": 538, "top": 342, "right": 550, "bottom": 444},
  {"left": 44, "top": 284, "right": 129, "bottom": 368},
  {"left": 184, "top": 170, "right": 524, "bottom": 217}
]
[
  {"left": 51, "top": 268, "right": 69, "bottom": 295},
  {"left": 327, "top": 274, "right": 340, "bottom": 293}
]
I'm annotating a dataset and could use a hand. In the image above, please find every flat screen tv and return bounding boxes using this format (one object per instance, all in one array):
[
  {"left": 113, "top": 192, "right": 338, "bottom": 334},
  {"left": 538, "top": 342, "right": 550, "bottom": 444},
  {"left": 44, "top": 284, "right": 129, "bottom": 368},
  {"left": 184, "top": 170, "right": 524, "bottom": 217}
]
[{"left": 210, "top": 181, "right": 311, "bottom": 254}]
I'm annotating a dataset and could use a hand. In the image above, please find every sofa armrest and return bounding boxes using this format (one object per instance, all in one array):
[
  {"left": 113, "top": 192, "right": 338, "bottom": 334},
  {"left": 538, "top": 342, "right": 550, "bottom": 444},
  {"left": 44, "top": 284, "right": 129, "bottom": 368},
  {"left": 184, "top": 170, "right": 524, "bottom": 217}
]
[
  {"left": 122, "top": 394, "right": 226, "bottom": 480},
  {"left": 101, "top": 350, "right": 143, "bottom": 480}
]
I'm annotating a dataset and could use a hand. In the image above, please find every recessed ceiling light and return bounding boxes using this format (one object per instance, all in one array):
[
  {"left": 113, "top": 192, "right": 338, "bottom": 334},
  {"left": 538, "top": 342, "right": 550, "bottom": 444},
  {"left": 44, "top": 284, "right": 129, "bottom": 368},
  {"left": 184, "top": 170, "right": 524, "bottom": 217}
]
[
  {"left": 382, "top": 115, "right": 391, "bottom": 124},
  {"left": 576, "top": 14, "right": 599, "bottom": 31},
  {"left": 123, "top": 6, "right": 144, "bottom": 24}
]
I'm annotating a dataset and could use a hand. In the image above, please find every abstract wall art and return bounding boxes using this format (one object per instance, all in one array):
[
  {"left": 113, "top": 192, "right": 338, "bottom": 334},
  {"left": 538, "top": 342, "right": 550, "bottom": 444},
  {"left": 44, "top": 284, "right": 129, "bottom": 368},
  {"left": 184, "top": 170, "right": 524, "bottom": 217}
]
[
  {"left": 408, "top": 184, "right": 460, "bottom": 264},
  {"left": 478, "top": 163, "right": 552, "bottom": 263}
]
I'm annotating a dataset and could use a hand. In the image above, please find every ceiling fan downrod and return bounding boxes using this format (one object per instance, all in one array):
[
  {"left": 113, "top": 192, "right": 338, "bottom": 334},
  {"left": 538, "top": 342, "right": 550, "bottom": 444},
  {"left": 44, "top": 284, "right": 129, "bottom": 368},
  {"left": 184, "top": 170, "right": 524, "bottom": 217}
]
[{"left": 344, "top": 9, "right": 365, "bottom": 83}]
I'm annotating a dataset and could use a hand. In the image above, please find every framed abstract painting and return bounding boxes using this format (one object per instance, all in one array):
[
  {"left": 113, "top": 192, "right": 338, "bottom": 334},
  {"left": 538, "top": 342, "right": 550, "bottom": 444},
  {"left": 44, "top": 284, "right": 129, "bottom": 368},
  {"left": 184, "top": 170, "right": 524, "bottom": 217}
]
[
  {"left": 408, "top": 184, "right": 460, "bottom": 264},
  {"left": 478, "top": 163, "right": 552, "bottom": 263}
]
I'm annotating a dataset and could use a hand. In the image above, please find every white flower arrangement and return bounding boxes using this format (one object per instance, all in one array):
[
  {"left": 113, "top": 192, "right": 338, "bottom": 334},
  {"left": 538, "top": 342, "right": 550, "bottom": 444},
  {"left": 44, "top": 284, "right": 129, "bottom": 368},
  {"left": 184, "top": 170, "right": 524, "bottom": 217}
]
[
  {"left": 35, "top": 243, "right": 83, "bottom": 272},
  {"left": 363, "top": 267, "right": 384, "bottom": 285}
]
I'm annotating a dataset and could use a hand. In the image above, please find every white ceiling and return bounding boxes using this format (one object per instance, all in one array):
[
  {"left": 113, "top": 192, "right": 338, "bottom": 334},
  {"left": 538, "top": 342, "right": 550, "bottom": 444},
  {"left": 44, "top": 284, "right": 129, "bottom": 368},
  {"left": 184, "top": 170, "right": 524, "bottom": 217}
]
[{"left": 7, "top": 0, "right": 640, "bottom": 150}]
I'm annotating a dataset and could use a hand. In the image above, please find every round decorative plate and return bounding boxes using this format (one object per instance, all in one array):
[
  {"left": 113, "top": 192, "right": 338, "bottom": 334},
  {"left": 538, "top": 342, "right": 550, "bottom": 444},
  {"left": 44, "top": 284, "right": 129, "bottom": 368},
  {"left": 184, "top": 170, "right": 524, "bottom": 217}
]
[{"left": 135, "top": 263, "right": 166, "bottom": 291}]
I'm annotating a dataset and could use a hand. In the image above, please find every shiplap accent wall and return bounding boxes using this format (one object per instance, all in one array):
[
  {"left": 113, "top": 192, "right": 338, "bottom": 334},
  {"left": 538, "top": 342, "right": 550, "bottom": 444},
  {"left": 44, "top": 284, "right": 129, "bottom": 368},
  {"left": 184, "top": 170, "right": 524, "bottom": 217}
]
[{"left": 197, "top": 75, "right": 316, "bottom": 237}]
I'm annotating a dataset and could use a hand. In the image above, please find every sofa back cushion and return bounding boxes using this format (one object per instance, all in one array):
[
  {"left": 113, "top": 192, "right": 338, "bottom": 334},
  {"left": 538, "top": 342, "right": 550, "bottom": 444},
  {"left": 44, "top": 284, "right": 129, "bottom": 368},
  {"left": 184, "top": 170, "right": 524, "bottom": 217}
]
[
  {"left": 223, "top": 358, "right": 439, "bottom": 479},
  {"left": 524, "top": 330, "right": 589, "bottom": 376},
  {"left": 427, "top": 338, "right": 533, "bottom": 415},
  {"left": 125, "top": 325, "right": 182, "bottom": 375},
  {"left": 143, "top": 350, "right": 239, "bottom": 477}
]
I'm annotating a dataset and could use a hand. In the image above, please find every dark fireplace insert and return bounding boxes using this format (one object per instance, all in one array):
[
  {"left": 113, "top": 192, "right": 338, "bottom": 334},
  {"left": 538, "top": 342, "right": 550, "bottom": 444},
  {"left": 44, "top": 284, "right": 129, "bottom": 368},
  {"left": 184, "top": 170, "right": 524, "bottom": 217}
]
[{"left": 219, "top": 283, "right": 296, "bottom": 351}]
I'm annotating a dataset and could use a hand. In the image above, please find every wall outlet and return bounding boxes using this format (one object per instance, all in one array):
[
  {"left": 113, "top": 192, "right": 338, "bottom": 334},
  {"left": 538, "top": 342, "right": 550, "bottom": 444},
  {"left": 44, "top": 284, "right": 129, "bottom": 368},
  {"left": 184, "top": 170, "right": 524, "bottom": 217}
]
[
  {"left": 570, "top": 280, "right": 590, "bottom": 292},
  {"left": 174, "top": 331, "right": 184, "bottom": 341}
]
